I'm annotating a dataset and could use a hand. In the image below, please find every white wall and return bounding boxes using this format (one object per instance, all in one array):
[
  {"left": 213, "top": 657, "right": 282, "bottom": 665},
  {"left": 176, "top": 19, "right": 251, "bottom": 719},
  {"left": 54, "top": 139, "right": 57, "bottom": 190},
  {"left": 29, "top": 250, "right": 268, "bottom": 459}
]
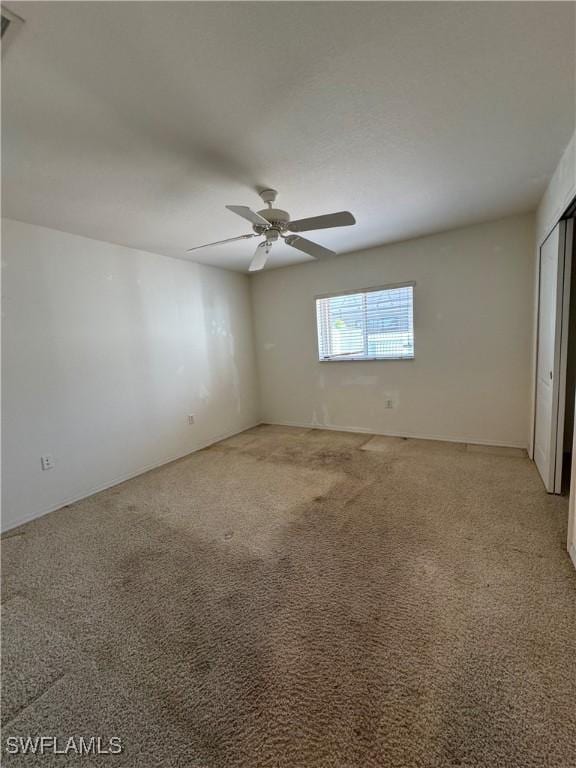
[
  {"left": 251, "top": 214, "right": 534, "bottom": 448},
  {"left": 1, "top": 219, "right": 259, "bottom": 531}
]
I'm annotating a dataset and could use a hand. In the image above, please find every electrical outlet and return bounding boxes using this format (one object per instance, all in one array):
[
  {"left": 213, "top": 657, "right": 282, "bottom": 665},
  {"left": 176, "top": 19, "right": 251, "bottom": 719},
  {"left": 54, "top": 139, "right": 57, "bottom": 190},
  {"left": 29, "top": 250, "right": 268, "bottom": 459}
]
[
  {"left": 41, "top": 455, "right": 55, "bottom": 471},
  {"left": 187, "top": 414, "right": 195, "bottom": 425},
  {"left": 383, "top": 393, "right": 396, "bottom": 409}
]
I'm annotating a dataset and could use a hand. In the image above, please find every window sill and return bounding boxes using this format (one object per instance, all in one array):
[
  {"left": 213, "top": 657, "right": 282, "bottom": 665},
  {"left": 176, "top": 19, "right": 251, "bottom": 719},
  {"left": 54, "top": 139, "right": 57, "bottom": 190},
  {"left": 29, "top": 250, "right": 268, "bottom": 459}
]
[{"left": 318, "top": 357, "right": 415, "bottom": 363}]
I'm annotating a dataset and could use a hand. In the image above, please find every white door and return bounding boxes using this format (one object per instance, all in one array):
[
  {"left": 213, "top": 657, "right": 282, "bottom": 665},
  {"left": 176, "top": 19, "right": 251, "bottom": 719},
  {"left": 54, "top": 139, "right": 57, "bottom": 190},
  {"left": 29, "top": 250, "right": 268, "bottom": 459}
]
[{"left": 534, "top": 221, "right": 572, "bottom": 492}]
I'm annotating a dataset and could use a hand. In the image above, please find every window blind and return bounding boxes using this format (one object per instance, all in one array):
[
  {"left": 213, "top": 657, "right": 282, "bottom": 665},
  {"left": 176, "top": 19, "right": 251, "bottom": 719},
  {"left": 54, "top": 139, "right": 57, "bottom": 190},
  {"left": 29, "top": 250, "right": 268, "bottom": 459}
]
[{"left": 316, "top": 284, "right": 414, "bottom": 361}]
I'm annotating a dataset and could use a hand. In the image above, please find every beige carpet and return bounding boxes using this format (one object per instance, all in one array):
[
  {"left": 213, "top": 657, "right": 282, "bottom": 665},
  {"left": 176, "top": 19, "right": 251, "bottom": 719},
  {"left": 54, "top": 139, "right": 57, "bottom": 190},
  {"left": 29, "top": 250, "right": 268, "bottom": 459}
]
[{"left": 2, "top": 425, "right": 575, "bottom": 767}]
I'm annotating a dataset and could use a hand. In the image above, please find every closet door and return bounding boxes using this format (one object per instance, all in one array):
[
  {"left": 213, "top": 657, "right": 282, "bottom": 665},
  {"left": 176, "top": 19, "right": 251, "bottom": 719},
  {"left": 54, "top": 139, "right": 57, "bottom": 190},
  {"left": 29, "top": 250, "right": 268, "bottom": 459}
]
[{"left": 534, "top": 220, "right": 572, "bottom": 492}]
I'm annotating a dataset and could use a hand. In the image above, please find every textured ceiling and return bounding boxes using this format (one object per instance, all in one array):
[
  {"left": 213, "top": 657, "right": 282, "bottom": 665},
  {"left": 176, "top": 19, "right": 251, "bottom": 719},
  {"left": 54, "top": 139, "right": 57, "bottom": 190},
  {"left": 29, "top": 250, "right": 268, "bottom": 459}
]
[{"left": 2, "top": 2, "right": 575, "bottom": 271}]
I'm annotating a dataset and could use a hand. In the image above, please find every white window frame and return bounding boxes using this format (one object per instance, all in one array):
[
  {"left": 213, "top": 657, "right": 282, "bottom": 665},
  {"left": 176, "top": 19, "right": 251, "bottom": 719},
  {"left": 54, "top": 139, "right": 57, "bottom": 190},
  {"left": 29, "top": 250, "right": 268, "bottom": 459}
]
[{"left": 315, "top": 281, "right": 416, "bottom": 363}]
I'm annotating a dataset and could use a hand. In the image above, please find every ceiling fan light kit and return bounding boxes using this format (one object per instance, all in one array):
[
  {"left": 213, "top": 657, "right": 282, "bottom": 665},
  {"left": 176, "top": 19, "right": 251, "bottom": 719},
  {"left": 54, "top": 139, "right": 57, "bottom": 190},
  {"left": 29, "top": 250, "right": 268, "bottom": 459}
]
[{"left": 187, "top": 188, "right": 356, "bottom": 271}]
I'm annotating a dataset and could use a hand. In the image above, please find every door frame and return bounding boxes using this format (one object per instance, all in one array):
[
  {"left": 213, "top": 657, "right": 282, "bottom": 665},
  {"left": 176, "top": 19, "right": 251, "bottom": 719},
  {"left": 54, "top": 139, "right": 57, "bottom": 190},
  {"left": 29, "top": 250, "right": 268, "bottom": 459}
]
[
  {"left": 532, "top": 219, "right": 573, "bottom": 492},
  {"left": 554, "top": 219, "right": 573, "bottom": 491}
]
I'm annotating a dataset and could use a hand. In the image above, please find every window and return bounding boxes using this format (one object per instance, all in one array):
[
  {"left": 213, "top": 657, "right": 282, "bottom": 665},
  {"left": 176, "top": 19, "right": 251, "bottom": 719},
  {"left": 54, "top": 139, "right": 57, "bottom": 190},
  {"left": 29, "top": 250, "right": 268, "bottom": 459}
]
[{"left": 316, "top": 283, "right": 414, "bottom": 361}]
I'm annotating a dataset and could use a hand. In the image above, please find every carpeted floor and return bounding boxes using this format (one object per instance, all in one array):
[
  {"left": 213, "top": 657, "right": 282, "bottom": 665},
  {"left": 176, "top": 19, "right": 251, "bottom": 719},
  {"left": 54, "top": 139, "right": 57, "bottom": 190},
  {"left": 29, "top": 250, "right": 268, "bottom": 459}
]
[{"left": 2, "top": 425, "right": 575, "bottom": 767}]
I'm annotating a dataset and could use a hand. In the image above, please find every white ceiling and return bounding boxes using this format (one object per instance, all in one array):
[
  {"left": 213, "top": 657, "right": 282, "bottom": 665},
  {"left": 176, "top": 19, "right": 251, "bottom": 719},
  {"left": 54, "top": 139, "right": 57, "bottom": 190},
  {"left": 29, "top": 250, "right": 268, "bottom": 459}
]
[{"left": 3, "top": 2, "right": 575, "bottom": 272}]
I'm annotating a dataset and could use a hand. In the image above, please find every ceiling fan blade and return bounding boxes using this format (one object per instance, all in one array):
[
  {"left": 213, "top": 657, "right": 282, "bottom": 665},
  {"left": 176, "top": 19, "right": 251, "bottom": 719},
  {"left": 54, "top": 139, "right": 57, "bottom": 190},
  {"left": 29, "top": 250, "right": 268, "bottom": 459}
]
[
  {"left": 226, "top": 205, "right": 270, "bottom": 228},
  {"left": 187, "top": 233, "right": 256, "bottom": 252},
  {"left": 288, "top": 211, "right": 356, "bottom": 233},
  {"left": 284, "top": 235, "right": 335, "bottom": 260},
  {"left": 248, "top": 241, "right": 272, "bottom": 272}
]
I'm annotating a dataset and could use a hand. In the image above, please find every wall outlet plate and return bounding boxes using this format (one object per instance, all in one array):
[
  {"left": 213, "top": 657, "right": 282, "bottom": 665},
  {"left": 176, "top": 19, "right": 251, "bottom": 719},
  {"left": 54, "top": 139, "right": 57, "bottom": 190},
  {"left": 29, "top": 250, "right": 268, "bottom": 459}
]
[
  {"left": 187, "top": 414, "right": 195, "bottom": 425},
  {"left": 383, "top": 392, "right": 398, "bottom": 409},
  {"left": 40, "top": 455, "right": 55, "bottom": 471}
]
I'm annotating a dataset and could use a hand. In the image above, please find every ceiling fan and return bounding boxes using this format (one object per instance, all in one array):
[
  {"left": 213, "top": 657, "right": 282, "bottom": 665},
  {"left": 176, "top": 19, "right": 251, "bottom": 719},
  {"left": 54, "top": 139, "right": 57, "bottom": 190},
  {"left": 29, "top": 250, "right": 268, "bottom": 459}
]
[{"left": 187, "top": 188, "right": 356, "bottom": 271}]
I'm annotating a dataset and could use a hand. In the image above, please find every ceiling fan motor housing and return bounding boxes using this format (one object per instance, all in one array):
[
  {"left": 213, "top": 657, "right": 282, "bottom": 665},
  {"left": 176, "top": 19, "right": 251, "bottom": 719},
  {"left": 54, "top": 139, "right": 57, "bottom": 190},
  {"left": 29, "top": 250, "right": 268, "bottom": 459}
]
[{"left": 253, "top": 207, "right": 290, "bottom": 234}]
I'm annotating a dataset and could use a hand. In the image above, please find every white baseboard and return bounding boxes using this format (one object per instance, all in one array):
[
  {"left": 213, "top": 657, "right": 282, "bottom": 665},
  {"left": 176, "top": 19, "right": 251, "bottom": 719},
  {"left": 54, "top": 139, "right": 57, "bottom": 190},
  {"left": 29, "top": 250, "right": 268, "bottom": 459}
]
[
  {"left": 262, "top": 419, "right": 527, "bottom": 450},
  {"left": 1, "top": 421, "right": 262, "bottom": 534}
]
